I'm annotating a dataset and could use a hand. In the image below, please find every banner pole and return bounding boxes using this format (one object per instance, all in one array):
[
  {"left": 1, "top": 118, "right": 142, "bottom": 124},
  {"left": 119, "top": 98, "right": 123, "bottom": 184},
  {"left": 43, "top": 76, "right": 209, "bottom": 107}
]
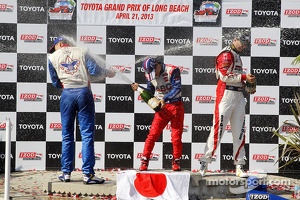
[{"left": 4, "top": 118, "right": 11, "bottom": 200}]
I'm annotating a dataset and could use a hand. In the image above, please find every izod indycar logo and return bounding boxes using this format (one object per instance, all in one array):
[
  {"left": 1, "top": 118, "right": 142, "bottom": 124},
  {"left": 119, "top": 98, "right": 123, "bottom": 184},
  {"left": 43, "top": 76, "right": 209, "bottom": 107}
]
[
  {"left": 252, "top": 154, "right": 275, "bottom": 162},
  {"left": 253, "top": 96, "right": 275, "bottom": 104},
  {"left": 137, "top": 153, "right": 159, "bottom": 161},
  {"left": 226, "top": 9, "right": 248, "bottom": 17},
  {"left": 0, "top": 4, "right": 13, "bottom": 12},
  {"left": 177, "top": 66, "right": 189, "bottom": 74},
  {"left": 249, "top": 194, "right": 269, "bottom": 200},
  {"left": 196, "top": 37, "right": 219, "bottom": 46},
  {"left": 281, "top": 125, "right": 298, "bottom": 133},
  {"left": 19, "top": 152, "right": 42, "bottom": 160},
  {"left": 108, "top": 123, "right": 131, "bottom": 131},
  {"left": 283, "top": 68, "right": 300, "bottom": 76},
  {"left": 138, "top": 37, "right": 161, "bottom": 45},
  {"left": 0, "top": 122, "right": 6, "bottom": 131},
  {"left": 93, "top": 94, "right": 102, "bottom": 102},
  {"left": 194, "top": 153, "right": 217, "bottom": 161},
  {"left": 20, "top": 93, "right": 43, "bottom": 101},
  {"left": 225, "top": 125, "right": 232, "bottom": 132},
  {"left": 225, "top": 125, "right": 246, "bottom": 133},
  {"left": 49, "top": 123, "right": 62, "bottom": 131},
  {"left": 20, "top": 34, "right": 44, "bottom": 43},
  {"left": 254, "top": 38, "right": 276, "bottom": 46},
  {"left": 79, "top": 152, "right": 101, "bottom": 160},
  {"left": 284, "top": 9, "right": 300, "bottom": 17},
  {"left": 166, "top": 123, "right": 189, "bottom": 132},
  {"left": 0, "top": 63, "right": 13, "bottom": 71},
  {"left": 111, "top": 65, "right": 131, "bottom": 73},
  {"left": 195, "top": 95, "right": 215, "bottom": 103},
  {"left": 80, "top": 36, "right": 103, "bottom": 44}
]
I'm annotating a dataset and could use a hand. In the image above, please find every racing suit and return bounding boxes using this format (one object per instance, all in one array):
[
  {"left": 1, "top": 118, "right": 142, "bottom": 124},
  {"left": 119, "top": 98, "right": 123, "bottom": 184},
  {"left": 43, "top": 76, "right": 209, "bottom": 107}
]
[
  {"left": 48, "top": 46, "right": 111, "bottom": 175},
  {"left": 141, "top": 64, "right": 184, "bottom": 160},
  {"left": 200, "top": 46, "right": 247, "bottom": 165}
]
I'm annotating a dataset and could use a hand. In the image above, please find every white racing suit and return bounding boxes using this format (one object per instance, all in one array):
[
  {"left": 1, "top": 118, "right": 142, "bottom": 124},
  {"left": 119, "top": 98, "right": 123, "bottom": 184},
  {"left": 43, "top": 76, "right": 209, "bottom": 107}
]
[{"left": 200, "top": 46, "right": 247, "bottom": 165}]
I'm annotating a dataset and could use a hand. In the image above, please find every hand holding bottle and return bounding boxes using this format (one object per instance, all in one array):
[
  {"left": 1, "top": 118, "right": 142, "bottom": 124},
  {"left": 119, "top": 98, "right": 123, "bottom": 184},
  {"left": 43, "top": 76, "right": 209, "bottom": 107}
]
[
  {"left": 131, "top": 82, "right": 161, "bottom": 112},
  {"left": 159, "top": 99, "right": 165, "bottom": 109},
  {"left": 131, "top": 82, "right": 139, "bottom": 91}
]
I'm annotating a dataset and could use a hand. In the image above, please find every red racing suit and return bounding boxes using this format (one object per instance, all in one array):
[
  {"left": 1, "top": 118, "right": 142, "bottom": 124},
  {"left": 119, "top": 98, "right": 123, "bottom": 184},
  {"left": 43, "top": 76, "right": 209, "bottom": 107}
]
[
  {"left": 142, "top": 64, "right": 184, "bottom": 160},
  {"left": 200, "top": 46, "right": 247, "bottom": 165}
]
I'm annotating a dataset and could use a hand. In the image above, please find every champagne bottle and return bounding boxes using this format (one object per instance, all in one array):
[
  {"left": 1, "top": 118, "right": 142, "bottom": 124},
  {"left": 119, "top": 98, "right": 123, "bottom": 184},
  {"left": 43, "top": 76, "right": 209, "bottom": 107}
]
[{"left": 137, "top": 86, "right": 161, "bottom": 112}]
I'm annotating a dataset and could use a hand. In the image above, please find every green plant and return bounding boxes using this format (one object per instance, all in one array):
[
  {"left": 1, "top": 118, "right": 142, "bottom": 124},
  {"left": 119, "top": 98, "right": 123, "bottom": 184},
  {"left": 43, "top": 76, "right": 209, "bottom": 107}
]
[
  {"left": 291, "top": 55, "right": 300, "bottom": 66},
  {"left": 273, "top": 92, "right": 300, "bottom": 169}
]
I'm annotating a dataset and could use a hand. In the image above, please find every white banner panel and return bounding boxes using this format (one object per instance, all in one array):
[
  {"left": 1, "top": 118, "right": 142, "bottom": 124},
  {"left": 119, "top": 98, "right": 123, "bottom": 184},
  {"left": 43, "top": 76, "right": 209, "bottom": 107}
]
[{"left": 77, "top": 0, "right": 193, "bottom": 26}]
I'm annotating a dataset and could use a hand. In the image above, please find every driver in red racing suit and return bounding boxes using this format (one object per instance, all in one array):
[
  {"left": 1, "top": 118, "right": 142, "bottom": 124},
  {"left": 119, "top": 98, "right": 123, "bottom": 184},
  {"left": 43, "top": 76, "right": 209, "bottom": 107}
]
[
  {"left": 131, "top": 58, "right": 184, "bottom": 171},
  {"left": 199, "top": 32, "right": 256, "bottom": 178}
]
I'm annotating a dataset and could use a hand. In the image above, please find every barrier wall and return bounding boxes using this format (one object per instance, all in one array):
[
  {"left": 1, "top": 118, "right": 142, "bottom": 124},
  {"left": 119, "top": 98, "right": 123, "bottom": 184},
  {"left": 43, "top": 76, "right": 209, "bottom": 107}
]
[{"left": 0, "top": 0, "right": 300, "bottom": 173}]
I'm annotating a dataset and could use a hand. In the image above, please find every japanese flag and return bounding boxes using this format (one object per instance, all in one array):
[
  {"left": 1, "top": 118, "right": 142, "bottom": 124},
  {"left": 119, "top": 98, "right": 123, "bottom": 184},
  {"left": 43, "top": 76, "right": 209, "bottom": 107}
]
[{"left": 116, "top": 170, "right": 190, "bottom": 200}]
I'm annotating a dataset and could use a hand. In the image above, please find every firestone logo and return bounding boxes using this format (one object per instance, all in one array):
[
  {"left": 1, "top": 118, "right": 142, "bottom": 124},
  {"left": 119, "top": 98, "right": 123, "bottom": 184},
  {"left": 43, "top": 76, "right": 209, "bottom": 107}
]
[
  {"left": 80, "top": 36, "right": 103, "bottom": 44},
  {"left": 20, "top": 34, "right": 44, "bottom": 43},
  {"left": 253, "top": 96, "right": 275, "bottom": 104},
  {"left": 196, "top": 37, "right": 219, "bottom": 46},
  {"left": 19, "top": 152, "right": 42, "bottom": 160},
  {"left": 254, "top": 38, "right": 276, "bottom": 46},
  {"left": 226, "top": 9, "right": 248, "bottom": 17},
  {"left": 138, "top": 37, "right": 161, "bottom": 45},
  {"left": 195, "top": 95, "right": 215, "bottom": 103},
  {"left": 108, "top": 123, "right": 131, "bottom": 131},
  {"left": 20, "top": 93, "right": 43, "bottom": 101},
  {"left": 0, "top": 63, "right": 13, "bottom": 71}
]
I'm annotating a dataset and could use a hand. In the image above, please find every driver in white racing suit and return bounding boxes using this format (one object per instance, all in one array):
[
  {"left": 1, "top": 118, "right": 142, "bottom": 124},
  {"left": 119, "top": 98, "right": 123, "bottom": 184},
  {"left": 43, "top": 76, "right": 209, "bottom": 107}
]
[{"left": 199, "top": 32, "right": 256, "bottom": 178}]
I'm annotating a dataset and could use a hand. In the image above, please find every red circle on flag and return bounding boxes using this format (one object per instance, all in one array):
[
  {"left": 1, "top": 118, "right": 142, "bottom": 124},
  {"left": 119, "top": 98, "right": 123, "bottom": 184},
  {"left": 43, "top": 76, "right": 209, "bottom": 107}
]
[{"left": 134, "top": 173, "right": 167, "bottom": 197}]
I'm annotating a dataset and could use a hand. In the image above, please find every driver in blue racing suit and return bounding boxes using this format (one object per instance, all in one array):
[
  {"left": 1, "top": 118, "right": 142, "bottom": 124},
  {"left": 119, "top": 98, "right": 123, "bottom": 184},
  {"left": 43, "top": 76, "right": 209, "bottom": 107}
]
[{"left": 48, "top": 36, "right": 115, "bottom": 184}]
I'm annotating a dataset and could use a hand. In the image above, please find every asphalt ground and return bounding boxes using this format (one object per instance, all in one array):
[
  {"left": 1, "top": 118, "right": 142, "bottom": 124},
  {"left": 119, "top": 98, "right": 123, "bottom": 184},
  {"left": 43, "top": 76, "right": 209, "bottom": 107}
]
[{"left": 0, "top": 170, "right": 298, "bottom": 200}]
